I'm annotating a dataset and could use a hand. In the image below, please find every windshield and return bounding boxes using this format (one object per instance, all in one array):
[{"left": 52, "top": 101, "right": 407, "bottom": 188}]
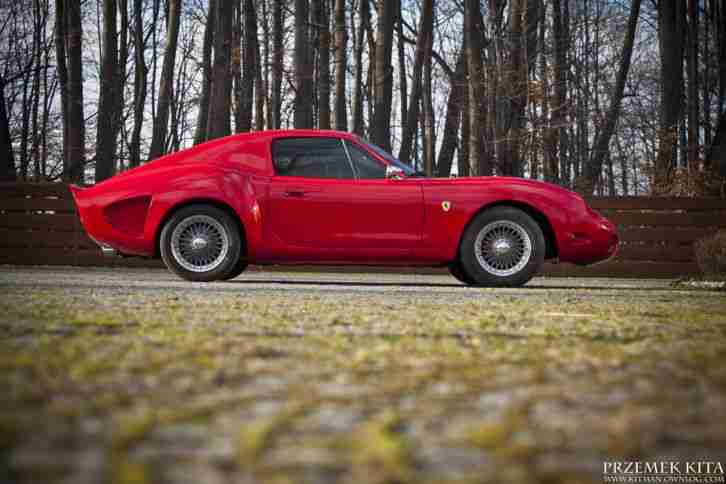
[{"left": 356, "top": 138, "right": 416, "bottom": 176}]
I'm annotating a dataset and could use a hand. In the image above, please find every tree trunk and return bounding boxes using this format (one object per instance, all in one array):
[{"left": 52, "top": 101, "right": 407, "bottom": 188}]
[
  {"left": 233, "top": 1, "right": 244, "bottom": 132},
  {"left": 551, "top": 0, "right": 566, "bottom": 184},
  {"left": 422, "top": 0, "right": 435, "bottom": 176},
  {"left": 465, "top": 0, "right": 483, "bottom": 176},
  {"left": 55, "top": 0, "right": 69, "bottom": 172},
  {"left": 315, "top": 0, "right": 331, "bottom": 129},
  {"left": 117, "top": 0, "right": 128, "bottom": 171},
  {"left": 398, "top": 0, "right": 433, "bottom": 165},
  {"left": 687, "top": 0, "right": 699, "bottom": 170},
  {"left": 65, "top": 0, "right": 85, "bottom": 182},
  {"left": 244, "top": 0, "right": 257, "bottom": 131},
  {"left": 130, "top": 0, "right": 148, "bottom": 166},
  {"left": 575, "top": 0, "right": 641, "bottom": 195},
  {"left": 30, "top": 0, "right": 42, "bottom": 180},
  {"left": 148, "top": 0, "right": 181, "bottom": 159},
  {"left": 332, "top": 0, "right": 347, "bottom": 131},
  {"left": 654, "top": 0, "right": 685, "bottom": 192},
  {"left": 236, "top": 0, "right": 255, "bottom": 133},
  {"left": 294, "top": 0, "right": 314, "bottom": 128},
  {"left": 96, "top": 0, "right": 119, "bottom": 182},
  {"left": 194, "top": 0, "right": 215, "bottom": 144},
  {"left": 707, "top": 110, "right": 726, "bottom": 182},
  {"left": 0, "top": 76, "right": 15, "bottom": 181},
  {"left": 371, "top": 0, "right": 396, "bottom": 151},
  {"left": 254, "top": 23, "right": 265, "bottom": 130},
  {"left": 207, "top": 0, "right": 234, "bottom": 139},
  {"left": 436, "top": 48, "right": 466, "bottom": 177},
  {"left": 396, "top": 0, "right": 407, "bottom": 136},
  {"left": 351, "top": 0, "right": 368, "bottom": 135},
  {"left": 500, "top": 0, "right": 525, "bottom": 177},
  {"left": 271, "top": 0, "right": 283, "bottom": 128}
]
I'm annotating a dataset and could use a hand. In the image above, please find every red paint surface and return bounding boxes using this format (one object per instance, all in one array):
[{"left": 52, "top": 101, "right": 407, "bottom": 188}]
[{"left": 70, "top": 129, "right": 618, "bottom": 266}]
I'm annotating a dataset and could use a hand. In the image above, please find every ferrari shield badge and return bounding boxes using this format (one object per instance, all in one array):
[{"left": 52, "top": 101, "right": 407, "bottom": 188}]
[{"left": 441, "top": 201, "right": 451, "bottom": 212}]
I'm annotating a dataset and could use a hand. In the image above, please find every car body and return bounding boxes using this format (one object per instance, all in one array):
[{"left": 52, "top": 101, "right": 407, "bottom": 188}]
[{"left": 71, "top": 129, "right": 618, "bottom": 286}]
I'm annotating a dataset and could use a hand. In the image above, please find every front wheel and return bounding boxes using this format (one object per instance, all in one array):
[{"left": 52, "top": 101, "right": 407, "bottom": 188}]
[
  {"left": 458, "top": 207, "right": 545, "bottom": 287},
  {"left": 160, "top": 204, "right": 242, "bottom": 282},
  {"left": 448, "top": 261, "right": 477, "bottom": 285}
]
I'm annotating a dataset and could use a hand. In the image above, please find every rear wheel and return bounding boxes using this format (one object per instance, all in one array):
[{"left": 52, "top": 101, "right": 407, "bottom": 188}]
[
  {"left": 160, "top": 204, "right": 242, "bottom": 282},
  {"left": 448, "top": 261, "right": 477, "bottom": 285},
  {"left": 458, "top": 207, "right": 545, "bottom": 287}
]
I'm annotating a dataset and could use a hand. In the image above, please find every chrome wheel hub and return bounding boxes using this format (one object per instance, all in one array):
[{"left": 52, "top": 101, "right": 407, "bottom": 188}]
[
  {"left": 191, "top": 237, "right": 208, "bottom": 250},
  {"left": 492, "top": 238, "right": 512, "bottom": 255},
  {"left": 474, "top": 220, "right": 532, "bottom": 277},
  {"left": 170, "top": 215, "right": 229, "bottom": 273}
]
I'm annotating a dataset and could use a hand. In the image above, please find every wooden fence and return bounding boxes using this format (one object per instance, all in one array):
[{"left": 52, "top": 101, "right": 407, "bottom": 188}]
[{"left": 2, "top": 182, "right": 726, "bottom": 277}]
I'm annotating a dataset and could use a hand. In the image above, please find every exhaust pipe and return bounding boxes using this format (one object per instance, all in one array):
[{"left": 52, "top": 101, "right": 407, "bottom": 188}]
[{"left": 100, "top": 244, "right": 118, "bottom": 258}]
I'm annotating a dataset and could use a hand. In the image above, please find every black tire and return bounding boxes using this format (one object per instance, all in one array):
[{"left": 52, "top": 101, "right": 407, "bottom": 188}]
[
  {"left": 219, "top": 258, "right": 248, "bottom": 281},
  {"left": 160, "top": 204, "right": 242, "bottom": 282},
  {"left": 458, "top": 206, "right": 545, "bottom": 287},
  {"left": 448, "top": 261, "right": 477, "bottom": 285}
]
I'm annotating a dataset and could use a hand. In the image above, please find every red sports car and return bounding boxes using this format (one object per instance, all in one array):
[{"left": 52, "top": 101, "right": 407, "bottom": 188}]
[{"left": 71, "top": 129, "right": 618, "bottom": 286}]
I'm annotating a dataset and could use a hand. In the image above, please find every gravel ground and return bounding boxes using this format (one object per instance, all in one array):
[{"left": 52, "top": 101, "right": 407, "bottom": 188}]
[{"left": 0, "top": 266, "right": 725, "bottom": 484}]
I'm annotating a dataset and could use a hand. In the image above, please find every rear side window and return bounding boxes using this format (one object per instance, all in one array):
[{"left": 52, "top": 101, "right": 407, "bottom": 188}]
[
  {"left": 345, "top": 141, "right": 386, "bottom": 179},
  {"left": 272, "top": 137, "right": 354, "bottom": 179}
]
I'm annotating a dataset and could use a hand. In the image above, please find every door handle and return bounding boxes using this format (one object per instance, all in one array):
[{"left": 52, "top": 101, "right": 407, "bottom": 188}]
[
  {"left": 283, "top": 187, "right": 321, "bottom": 198},
  {"left": 284, "top": 190, "right": 306, "bottom": 198}
]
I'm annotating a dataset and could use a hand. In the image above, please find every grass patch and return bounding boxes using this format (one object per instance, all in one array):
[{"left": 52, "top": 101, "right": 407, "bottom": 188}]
[{"left": 1, "top": 280, "right": 725, "bottom": 483}]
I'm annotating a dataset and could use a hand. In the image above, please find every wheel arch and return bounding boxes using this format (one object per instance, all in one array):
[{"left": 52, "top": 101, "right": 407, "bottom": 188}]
[
  {"left": 154, "top": 198, "right": 247, "bottom": 258},
  {"left": 458, "top": 200, "right": 558, "bottom": 260}
]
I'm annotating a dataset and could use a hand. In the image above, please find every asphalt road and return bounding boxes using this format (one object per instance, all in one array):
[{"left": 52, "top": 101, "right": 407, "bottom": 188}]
[{"left": 0, "top": 265, "right": 681, "bottom": 298}]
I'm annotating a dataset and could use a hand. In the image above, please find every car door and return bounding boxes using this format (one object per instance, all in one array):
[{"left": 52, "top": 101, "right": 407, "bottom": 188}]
[{"left": 267, "top": 136, "right": 424, "bottom": 252}]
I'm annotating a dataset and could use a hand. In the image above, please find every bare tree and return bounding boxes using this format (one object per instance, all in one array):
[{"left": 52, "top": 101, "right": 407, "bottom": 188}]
[
  {"left": 500, "top": 0, "right": 526, "bottom": 177},
  {"left": 129, "top": 0, "right": 148, "bottom": 166},
  {"left": 235, "top": 0, "right": 255, "bottom": 133},
  {"left": 576, "top": 0, "right": 641, "bottom": 194},
  {"left": 332, "top": 0, "right": 347, "bottom": 131},
  {"left": 351, "top": 0, "right": 369, "bottom": 135},
  {"left": 194, "top": 0, "right": 215, "bottom": 144},
  {"left": 398, "top": 0, "right": 434, "bottom": 165},
  {"left": 436, "top": 48, "right": 466, "bottom": 177},
  {"left": 371, "top": 0, "right": 396, "bottom": 151},
  {"left": 315, "top": 0, "right": 331, "bottom": 129},
  {"left": 294, "top": 0, "right": 313, "bottom": 128},
  {"left": 686, "top": 0, "right": 698, "bottom": 169},
  {"left": 148, "top": 0, "right": 182, "bottom": 159},
  {"left": 465, "top": 0, "right": 483, "bottom": 176},
  {"left": 270, "top": 0, "right": 283, "bottom": 128},
  {"left": 96, "top": 0, "right": 119, "bottom": 182},
  {"left": 54, "top": 0, "right": 69, "bottom": 172},
  {"left": 207, "top": 0, "right": 234, "bottom": 139},
  {"left": 65, "top": 0, "right": 85, "bottom": 182},
  {"left": 0, "top": 76, "right": 14, "bottom": 181},
  {"left": 654, "top": 0, "right": 685, "bottom": 191}
]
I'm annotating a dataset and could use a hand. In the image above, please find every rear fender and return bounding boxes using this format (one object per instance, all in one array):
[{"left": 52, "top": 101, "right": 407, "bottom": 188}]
[{"left": 147, "top": 169, "right": 263, "bottom": 259}]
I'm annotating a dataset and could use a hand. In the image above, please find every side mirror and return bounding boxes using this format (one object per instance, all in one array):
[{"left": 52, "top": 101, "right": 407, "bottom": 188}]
[{"left": 386, "top": 164, "right": 405, "bottom": 180}]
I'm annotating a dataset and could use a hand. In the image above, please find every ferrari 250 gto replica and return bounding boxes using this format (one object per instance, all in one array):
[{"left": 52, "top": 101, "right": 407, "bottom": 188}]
[{"left": 71, "top": 129, "right": 618, "bottom": 286}]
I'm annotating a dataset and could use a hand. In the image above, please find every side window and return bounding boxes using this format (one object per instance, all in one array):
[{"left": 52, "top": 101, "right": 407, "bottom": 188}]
[
  {"left": 272, "top": 137, "right": 354, "bottom": 179},
  {"left": 345, "top": 141, "right": 386, "bottom": 179}
]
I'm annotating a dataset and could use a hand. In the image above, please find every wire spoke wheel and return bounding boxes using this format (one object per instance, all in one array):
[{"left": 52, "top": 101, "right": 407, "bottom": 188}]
[
  {"left": 170, "top": 215, "right": 230, "bottom": 273},
  {"left": 474, "top": 220, "right": 532, "bottom": 277}
]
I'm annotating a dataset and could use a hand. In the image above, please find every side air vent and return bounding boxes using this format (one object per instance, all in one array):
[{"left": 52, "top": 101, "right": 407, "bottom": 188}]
[{"left": 104, "top": 196, "right": 151, "bottom": 237}]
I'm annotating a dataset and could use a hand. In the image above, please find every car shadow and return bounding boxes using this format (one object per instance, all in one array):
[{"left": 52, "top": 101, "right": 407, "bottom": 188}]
[
  {"left": 226, "top": 279, "right": 672, "bottom": 291},
  {"left": 227, "top": 278, "right": 464, "bottom": 288}
]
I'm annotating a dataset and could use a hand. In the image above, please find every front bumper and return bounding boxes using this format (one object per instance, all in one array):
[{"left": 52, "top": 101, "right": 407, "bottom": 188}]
[{"left": 560, "top": 215, "right": 619, "bottom": 266}]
